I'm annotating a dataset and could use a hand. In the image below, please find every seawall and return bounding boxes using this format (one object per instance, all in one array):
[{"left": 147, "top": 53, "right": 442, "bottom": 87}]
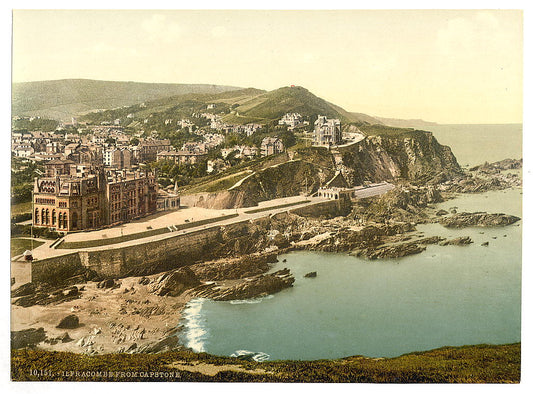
[{"left": 30, "top": 199, "right": 350, "bottom": 284}]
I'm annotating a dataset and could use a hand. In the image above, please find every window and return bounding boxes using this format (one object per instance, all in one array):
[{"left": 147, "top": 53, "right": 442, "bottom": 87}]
[{"left": 72, "top": 212, "right": 78, "bottom": 229}]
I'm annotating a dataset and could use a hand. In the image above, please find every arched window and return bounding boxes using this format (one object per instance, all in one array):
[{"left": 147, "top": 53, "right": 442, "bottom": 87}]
[
  {"left": 52, "top": 209, "right": 56, "bottom": 226},
  {"left": 41, "top": 209, "right": 46, "bottom": 225},
  {"left": 58, "top": 213, "right": 63, "bottom": 229},
  {"left": 45, "top": 209, "right": 50, "bottom": 225},
  {"left": 64, "top": 215, "right": 68, "bottom": 230},
  {"left": 34, "top": 208, "right": 39, "bottom": 224}
]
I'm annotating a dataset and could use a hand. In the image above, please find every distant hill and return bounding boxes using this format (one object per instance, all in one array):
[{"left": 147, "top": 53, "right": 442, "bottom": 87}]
[
  {"left": 78, "top": 85, "right": 383, "bottom": 128},
  {"left": 12, "top": 79, "right": 242, "bottom": 120},
  {"left": 226, "top": 86, "right": 382, "bottom": 125},
  {"left": 375, "top": 116, "right": 438, "bottom": 128}
]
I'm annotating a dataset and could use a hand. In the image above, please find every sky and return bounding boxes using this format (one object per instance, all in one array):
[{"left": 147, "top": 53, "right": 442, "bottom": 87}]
[{"left": 12, "top": 9, "right": 523, "bottom": 124}]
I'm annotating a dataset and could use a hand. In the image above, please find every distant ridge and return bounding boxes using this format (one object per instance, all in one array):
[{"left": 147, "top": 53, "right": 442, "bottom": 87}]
[
  {"left": 375, "top": 116, "right": 438, "bottom": 128},
  {"left": 12, "top": 79, "right": 242, "bottom": 120},
  {"left": 220, "top": 86, "right": 383, "bottom": 125}
]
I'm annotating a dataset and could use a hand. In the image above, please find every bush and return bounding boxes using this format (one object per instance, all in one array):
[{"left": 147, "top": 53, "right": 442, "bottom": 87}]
[
  {"left": 11, "top": 212, "right": 32, "bottom": 224},
  {"left": 11, "top": 224, "right": 61, "bottom": 239}
]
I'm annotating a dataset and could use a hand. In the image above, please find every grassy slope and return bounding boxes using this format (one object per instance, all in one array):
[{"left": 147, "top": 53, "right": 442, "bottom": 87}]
[
  {"left": 11, "top": 343, "right": 520, "bottom": 382},
  {"left": 12, "top": 79, "right": 242, "bottom": 120},
  {"left": 78, "top": 85, "right": 383, "bottom": 127},
  {"left": 11, "top": 202, "right": 32, "bottom": 217},
  {"left": 11, "top": 238, "right": 44, "bottom": 257},
  {"left": 234, "top": 86, "right": 367, "bottom": 124}
]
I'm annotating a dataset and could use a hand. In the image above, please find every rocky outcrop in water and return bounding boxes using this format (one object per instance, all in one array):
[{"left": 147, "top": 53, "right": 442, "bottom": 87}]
[
  {"left": 439, "top": 236, "right": 473, "bottom": 246},
  {"left": 191, "top": 253, "right": 278, "bottom": 281},
  {"left": 440, "top": 213, "right": 521, "bottom": 228},
  {"left": 192, "top": 269, "right": 295, "bottom": 301},
  {"left": 150, "top": 267, "right": 201, "bottom": 297},
  {"left": 470, "top": 159, "right": 522, "bottom": 173},
  {"left": 352, "top": 242, "right": 426, "bottom": 259},
  {"left": 295, "top": 222, "right": 416, "bottom": 253}
]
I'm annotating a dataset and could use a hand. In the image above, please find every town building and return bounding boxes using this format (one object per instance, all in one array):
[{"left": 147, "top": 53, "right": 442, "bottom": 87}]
[
  {"left": 157, "top": 184, "right": 180, "bottom": 211},
  {"left": 12, "top": 144, "right": 34, "bottom": 158},
  {"left": 156, "top": 149, "right": 208, "bottom": 165},
  {"left": 313, "top": 115, "right": 342, "bottom": 146},
  {"left": 103, "top": 147, "right": 132, "bottom": 169},
  {"left": 33, "top": 160, "right": 158, "bottom": 232},
  {"left": 260, "top": 137, "right": 285, "bottom": 157},
  {"left": 137, "top": 139, "right": 172, "bottom": 162},
  {"left": 279, "top": 112, "right": 303, "bottom": 128},
  {"left": 105, "top": 169, "right": 159, "bottom": 226}
]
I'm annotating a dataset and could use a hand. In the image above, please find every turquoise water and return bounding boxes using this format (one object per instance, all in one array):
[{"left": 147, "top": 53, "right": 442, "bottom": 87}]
[
  {"left": 179, "top": 187, "right": 522, "bottom": 360},
  {"left": 423, "top": 124, "right": 522, "bottom": 166}
]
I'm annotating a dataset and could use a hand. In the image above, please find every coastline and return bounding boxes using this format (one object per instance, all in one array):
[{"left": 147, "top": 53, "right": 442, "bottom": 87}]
[{"left": 11, "top": 159, "right": 523, "bottom": 363}]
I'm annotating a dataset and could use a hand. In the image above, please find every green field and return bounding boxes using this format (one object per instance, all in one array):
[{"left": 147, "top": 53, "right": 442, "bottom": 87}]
[
  {"left": 11, "top": 238, "right": 44, "bottom": 258},
  {"left": 11, "top": 202, "right": 32, "bottom": 217},
  {"left": 184, "top": 172, "right": 252, "bottom": 194}
]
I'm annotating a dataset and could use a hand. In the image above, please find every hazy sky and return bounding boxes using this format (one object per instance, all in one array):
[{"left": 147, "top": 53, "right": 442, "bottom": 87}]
[{"left": 12, "top": 9, "right": 522, "bottom": 124}]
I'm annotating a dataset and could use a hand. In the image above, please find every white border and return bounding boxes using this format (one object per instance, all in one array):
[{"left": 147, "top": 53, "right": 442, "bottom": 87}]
[{"left": 2, "top": 2, "right": 530, "bottom": 394}]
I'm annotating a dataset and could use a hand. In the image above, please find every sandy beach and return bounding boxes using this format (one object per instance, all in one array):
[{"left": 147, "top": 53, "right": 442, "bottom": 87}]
[{"left": 11, "top": 273, "right": 192, "bottom": 355}]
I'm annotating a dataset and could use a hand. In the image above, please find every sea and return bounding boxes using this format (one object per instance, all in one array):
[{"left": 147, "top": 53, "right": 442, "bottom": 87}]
[{"left": 178, "top": 124, "right": 523, "bottom": 361}]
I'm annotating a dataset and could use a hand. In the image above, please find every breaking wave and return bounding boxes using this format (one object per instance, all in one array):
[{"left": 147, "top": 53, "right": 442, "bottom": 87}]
[
  {"left": 179, "top": 298, "right": 208, "bottom": 353},
  {"left": 230, "top": 349, "right": 271, "bottom": 362},
  {"left": 229, "top": 295, "right": 274, "bottom": 305}
]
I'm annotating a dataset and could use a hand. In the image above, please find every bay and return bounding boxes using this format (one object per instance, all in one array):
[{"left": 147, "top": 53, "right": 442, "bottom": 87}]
[{"left": 179, "top": 187, "right": 521, "bottom": 361}]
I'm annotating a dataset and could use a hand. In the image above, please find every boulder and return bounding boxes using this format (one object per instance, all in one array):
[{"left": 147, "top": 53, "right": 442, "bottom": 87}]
[
  {"left": 353, "top": 242, "right": 426, "bottom": 259},
  {"left": 57, "top": 332, "right": 72, "bottom": 343},
  {"left": 63, "top": 286, "right": 79, "bottom": 297},
  {"left": 11, "top": 328, "right": 47, "bottom": 349},
  {"left": 193, "top": 269, "right": 295, "bottom": 301},
  {"left": 97, "top": 279, "right": 116, "bottom": 289},
  {"left": 150, "top": 267, "right": 200, "bottom": 297},
  {"left": 435, "top": 209, "right": 449, "bottom": 216},
  {"left": 11, "top": 282, "right": 37, "bottom": 298},
  {"left": 439, "top": 236, "right": 473, "bottom": 246},
  {"left": 56, "top": 314, "right": 80, "bottom": 329},
  {"left": 304, "top": 271, "right": 317, "bottom": 278}
]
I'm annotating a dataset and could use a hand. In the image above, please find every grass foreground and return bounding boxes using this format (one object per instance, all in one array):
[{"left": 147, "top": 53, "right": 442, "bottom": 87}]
[
  {"left": 11, "top": 238, "right": 44, "bottom": 258},
  {"left": 11, "top": 343, "right": 520, "bottom": 383}
]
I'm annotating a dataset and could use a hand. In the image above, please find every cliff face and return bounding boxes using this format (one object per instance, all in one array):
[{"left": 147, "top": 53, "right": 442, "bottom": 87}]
[
  {"left": 221, "top": 160, "right": 335, "bottom": 207},
  {"left": 340, "top": 132, "right": 462, "bottom": 185},
  {"left": 187, "top": 131, "right": 461, "bottom": 209}
]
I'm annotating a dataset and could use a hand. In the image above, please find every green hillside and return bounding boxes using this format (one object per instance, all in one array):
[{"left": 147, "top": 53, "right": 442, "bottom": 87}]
[
  {"left": 229, "top": 86, "right": 382, "bottom": 124},
  {"left": 83, "top": 85, "right": 382, "bottom": 128},
  {"left": 12, "top": 79, "right": 241, "bottom": 120}
]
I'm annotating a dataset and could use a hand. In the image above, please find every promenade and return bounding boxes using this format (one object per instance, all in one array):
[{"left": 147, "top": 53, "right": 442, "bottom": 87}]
[{"left": 16, "top": 182, "right": 395, "bottom": 262}]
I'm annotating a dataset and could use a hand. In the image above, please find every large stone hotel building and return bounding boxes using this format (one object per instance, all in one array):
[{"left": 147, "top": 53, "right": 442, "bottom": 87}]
[{"left": 33, "top": 159, "right": 161, "bottom": 232}]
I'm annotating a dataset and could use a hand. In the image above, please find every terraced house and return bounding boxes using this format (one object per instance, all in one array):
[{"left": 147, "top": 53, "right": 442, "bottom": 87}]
[{"left": 32, "top": 160, "right": 159, "bottom": 232}]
